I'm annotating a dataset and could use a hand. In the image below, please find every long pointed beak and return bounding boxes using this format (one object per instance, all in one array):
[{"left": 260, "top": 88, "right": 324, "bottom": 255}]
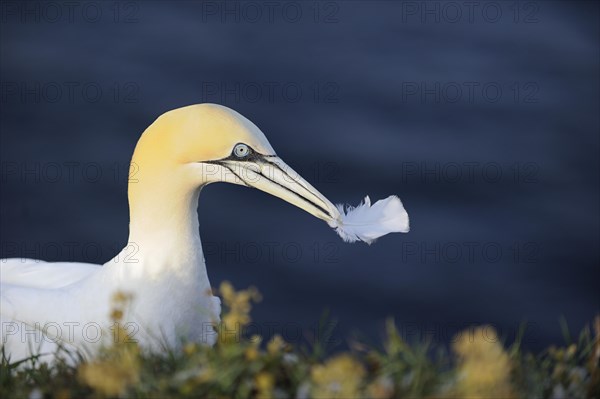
[{"left": 220, "top": 156, "right": 341, "bottom": 226}]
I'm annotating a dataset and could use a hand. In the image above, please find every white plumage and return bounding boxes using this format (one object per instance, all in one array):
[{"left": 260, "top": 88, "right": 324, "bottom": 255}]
[{"left": 332, "top": 195, "right": 410, "bottom": 244}]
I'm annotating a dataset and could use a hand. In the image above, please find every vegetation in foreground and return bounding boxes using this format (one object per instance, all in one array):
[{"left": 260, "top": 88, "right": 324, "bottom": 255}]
[{"left": 1, "top": 282, "right": 599, "bottom": 398}]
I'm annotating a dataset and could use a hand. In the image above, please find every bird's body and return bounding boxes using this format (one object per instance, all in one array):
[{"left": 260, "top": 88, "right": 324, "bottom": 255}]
[
  {"left": 1, "top": 220, "right": 220, "bottom": 363},
  {"left": 1, "top": 104, "right": 409, "bottom": 365}
]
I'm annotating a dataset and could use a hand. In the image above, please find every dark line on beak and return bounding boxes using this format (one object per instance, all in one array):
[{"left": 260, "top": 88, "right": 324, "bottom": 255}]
[
  {"left": 202, "top": 161, "right": 249, "bottom": 187},
  {"left": 260, "top": 157, "right": 315, "bottom": 195},
  {"left": 252, "top": 169, "right": 332, "bottom": 219},
  {"left": 202, "top": 155, "right": 332, "bottom": 219}
]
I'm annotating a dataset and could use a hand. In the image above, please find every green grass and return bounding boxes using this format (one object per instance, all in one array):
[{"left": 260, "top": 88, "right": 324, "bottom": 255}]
[{"left": 1, "top": 283, "right": 599, "bottom": 398}]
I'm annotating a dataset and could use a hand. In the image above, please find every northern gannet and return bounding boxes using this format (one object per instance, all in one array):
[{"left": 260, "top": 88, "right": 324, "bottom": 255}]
[{"left": 0, "top": 104, "right": 409, "bottom": 364}]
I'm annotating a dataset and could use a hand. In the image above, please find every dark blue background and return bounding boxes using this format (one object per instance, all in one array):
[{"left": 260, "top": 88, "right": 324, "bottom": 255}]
[{"left": 1, "top": 1, "right": 598, "bottom": 351}]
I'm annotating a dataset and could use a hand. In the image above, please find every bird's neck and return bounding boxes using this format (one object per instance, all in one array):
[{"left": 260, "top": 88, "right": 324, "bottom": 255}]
[{"left": 118, "top": 168, "right": 208, "bottom": 282}]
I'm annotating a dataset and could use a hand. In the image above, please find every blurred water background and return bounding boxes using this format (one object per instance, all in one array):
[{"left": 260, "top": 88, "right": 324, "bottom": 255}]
[{"left": 1, "top": 0, "right": 598, "bottom": 351}]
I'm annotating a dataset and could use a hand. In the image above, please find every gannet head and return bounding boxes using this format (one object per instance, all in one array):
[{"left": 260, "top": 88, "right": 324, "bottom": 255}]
[{"left": 131, "top": 104, "right": 341, "bottom": 225}]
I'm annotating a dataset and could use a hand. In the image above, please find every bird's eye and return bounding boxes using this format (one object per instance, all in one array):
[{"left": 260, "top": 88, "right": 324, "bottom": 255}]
[{"left": 233, "top": 143, "right": 250, "bottom": 158}]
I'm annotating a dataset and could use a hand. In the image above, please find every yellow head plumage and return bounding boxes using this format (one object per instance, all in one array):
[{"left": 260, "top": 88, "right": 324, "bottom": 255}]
[{"left": 128, "top": 104, "right": 340, "bottom": 233}]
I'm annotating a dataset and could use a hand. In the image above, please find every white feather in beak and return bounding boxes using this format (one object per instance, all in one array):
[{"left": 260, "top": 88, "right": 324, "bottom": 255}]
[{"left": 330, "top": 195, "right": 410, "bottom": 244}]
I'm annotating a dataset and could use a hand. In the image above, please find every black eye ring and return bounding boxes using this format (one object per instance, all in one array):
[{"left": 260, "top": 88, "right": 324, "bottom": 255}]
[{"left": 233, "top": 143, "right": 251, "bottom": 159}]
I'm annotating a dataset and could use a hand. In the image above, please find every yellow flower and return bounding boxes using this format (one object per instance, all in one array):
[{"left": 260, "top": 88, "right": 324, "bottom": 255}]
[
  {"left": 184, "top": 342, "right": 197, "bottom": 356},
  {"left": 267, "top": 334, "right": 286, "bottom": 355},
  {"left": 195, "top": 366, "right": 214, "bottom": 383},
  {"left": 80, "top": 291, "right": 141, "bottom": 395},
  {"left": 311, "top": 354, "right": 366, "bottom": 399},
  {"left": 255, "top": 372, "right": 275, "bottom": 399},
  {"left": 451, "top": 326, "right": 515, "bottom": 399},
  {"left": 109, "top": 290, "right": 133, "bottom": 328},
  {"left": 112, "top": 291, "right": 133, "bottom": 304},
  {"left": 217, "top": 281, "right": 261, "bottom": 344},
  {"left": 566, "top": 344, "right": 577, "bottom": 359},
  {"left": 79, "top": 350, "right": 140, "bottom": 396},
  {"left": 220, "top": 281, "right": 235, "bottom": 303},
  {"left": 110, "top": 309, "right": 124, "bottom": 322},
  {"left": 245, "top": 346, "right": 260, "bottom": 361}
]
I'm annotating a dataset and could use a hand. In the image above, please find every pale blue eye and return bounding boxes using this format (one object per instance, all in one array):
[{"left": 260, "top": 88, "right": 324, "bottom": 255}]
[{"left": 234, "top": 144, "right": 250, "bottom": 158}]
